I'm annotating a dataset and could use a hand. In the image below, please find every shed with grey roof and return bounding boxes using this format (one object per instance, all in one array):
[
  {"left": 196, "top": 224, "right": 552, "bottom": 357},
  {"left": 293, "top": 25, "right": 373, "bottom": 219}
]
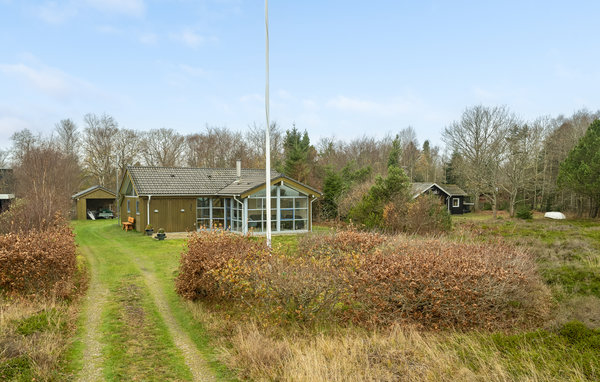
[
  {"left": 411, "top": 182, "right": 471, "bottom": 214},
  {"left": 72, "top": 185, "right": 116, "bottom": 220},
  {"left": 119, "top": 164, "right": 321, "bottom": 233}
]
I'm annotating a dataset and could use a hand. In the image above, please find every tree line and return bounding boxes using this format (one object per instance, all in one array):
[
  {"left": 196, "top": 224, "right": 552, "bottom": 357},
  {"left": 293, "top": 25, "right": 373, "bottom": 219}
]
[{"left": 1, "top": 106, "right": 599, "bottom": 219}]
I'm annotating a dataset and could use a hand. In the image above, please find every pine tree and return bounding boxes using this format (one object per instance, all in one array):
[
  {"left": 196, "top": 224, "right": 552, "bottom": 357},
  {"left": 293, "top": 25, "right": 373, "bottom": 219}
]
[{"left": 558, "top": 119, "right": 600, "bottom": 217}]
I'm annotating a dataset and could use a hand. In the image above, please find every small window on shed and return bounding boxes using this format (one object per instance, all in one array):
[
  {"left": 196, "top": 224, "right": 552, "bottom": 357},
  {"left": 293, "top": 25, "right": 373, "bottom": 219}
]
[
  {"left": 452, "top": 197, "right": 460, "bottom": 208},
  {"left": 136, "top": 200, "right": 140, "bottom": 215},
  {"left": 127, "top": 200, "right": 131, "bottom": 213}
]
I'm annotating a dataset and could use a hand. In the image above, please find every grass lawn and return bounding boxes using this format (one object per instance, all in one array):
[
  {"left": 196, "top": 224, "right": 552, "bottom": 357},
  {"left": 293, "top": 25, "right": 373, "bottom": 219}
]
[{"left": 67, "top": 220, "right": 234, "bottom": 381}]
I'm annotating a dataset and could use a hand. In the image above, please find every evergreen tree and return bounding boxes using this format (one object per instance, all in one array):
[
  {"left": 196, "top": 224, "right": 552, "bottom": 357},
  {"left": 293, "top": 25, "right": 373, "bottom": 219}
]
[
  {"left": 282, "top": 125, "right": 312, "bottom": 183},
  {"left": 348, "top": 165, "right": 410, "bottom": 229},
  {"left": 558, "top": 119, "right": 600, "bottom": 217},
  {"left": 387, "top": 135, "right": 402, "bottom": 168}
]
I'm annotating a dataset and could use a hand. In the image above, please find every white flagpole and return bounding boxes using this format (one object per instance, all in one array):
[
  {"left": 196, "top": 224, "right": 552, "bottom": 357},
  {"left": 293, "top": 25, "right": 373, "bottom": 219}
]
[{"left": 265, "top": 0, "right": 272, "bottom": 247}]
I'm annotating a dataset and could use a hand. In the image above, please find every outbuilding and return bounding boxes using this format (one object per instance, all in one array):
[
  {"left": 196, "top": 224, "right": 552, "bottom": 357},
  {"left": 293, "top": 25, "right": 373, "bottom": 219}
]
[
  {"left": 118, "top": 162, "right": 321, "bottom": 234},
  {"left": 411, "top": 182, "right": 472, "bottom": 214},
  {"left": 72, "top": 185, "right": 116, "bottom": 220},
  {"left": 0, "top": 168, "right": 14, "bottom": 212}
]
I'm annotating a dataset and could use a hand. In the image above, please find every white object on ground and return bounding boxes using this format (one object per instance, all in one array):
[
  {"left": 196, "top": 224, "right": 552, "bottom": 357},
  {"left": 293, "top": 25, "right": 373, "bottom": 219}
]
[
  {"left": 87, "top": 211, "right": 96, "bottom": 220},
  {"left": 544, "top": 211, "right": 566, "bottom": 220}
]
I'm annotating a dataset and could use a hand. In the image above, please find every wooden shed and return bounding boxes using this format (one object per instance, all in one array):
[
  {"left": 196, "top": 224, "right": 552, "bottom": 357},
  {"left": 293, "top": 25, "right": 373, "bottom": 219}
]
[
  {"left": 411, "top": 182, "right": 472, "bottom": 214},
  {"left": 72, "top": 185, "right": 116, "bottom": 220},
  {"left": 0, "top": 168, "right": 15, "bottom": 213}
]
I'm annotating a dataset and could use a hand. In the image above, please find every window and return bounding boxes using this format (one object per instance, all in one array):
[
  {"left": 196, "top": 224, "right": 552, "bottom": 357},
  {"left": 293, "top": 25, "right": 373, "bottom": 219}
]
[
  {"left": 197, "top": 197, "right": 238, "bottom": 231},
  {"left": 249, "top": 184, "right": 308, "bottom": 232},
  {"left": 452, "top": 198, "right": 460, "bottom": 208},
  {"left": 135, "top": 200, "right": 140, "bottom": 215},
  {"left": 127, "top": 200, "right": 130, "bottom": 213}
]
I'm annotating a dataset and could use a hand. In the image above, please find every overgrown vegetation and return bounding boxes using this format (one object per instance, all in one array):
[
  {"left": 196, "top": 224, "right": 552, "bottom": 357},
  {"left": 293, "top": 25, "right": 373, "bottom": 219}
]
[
  {"left": 0, "top": 191, "right": 84, "bottom": 380},
  {"left": 174, "top": 214, "right": 600, "bottom": 381},
  {"left": 177, "top": 228, "right": 549, "bottom": 330},
  {"left": 0, "top": 215, "right": 78, "bottom": 297}
]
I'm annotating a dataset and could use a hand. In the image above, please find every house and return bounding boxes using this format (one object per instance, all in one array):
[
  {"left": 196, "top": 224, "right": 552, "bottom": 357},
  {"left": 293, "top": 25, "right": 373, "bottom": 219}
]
[
  {"left": 0, "top": 169, "right": 15, "bottom": 213},
  {"left": 411, "top": 182, "right": 472, "bottom": 214},
  {"left": 118, "top": 161, "right": 322, "bottom": 233},
  {"left": 72, "top": 185, "right": 117, "bottom": 220}
]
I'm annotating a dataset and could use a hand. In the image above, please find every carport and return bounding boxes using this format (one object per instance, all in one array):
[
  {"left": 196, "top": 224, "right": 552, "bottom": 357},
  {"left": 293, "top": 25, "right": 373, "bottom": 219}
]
[{"left": 72, "top": 185, "right": 116, "bottom": 220}]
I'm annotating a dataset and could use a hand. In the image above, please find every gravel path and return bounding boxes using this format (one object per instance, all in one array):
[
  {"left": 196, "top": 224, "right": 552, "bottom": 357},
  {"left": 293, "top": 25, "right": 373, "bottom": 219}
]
[
  {"left": 138, "top": 267, "right": 216, "bottom": 382},
  {"left": 77, "top": 244, "right": 108, "bottom": 382}
]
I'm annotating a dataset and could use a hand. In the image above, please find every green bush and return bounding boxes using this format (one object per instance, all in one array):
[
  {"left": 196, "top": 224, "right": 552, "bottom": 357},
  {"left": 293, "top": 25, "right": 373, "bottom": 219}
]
[{"left": 516, "top": 206, "right": 533, "bottom": 219}]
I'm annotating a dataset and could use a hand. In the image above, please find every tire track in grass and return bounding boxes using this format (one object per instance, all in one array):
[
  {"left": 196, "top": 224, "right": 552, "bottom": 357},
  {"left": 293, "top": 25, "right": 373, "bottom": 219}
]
[
  {"left": 77, "top": 243, "right": 109, "bottom": 382},
  {"left": 108, "top": 231, "right": 216, "bottom": 382},
  {"left": 137, "top": 267, "right": 216, "bottom": 382}
]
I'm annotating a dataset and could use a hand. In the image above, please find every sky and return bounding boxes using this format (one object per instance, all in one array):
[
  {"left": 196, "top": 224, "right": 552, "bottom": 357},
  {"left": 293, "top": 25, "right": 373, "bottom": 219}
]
[{"left": 1, "top": 0, "right": 599, "bottom": 151}]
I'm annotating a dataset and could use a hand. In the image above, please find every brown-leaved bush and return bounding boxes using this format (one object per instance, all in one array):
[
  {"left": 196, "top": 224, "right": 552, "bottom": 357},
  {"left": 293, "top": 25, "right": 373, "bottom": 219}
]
[
  {"left": 353, "top": 237, "right": 550, "bottom": 329},
  {"left": 0, "top": 216, "right": 77, "bottom": 297},
  {"left": 176, "top": 230, "right": 269, "bottom": 301},
  {"left": 177, "top": 230, "right": 550, "bottom": 330}
]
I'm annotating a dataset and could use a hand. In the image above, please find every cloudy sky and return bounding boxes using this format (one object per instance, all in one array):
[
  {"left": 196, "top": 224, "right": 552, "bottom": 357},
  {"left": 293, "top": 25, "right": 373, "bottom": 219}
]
[{"left": 1, "top": 0, "right": 599, "bottom": 150}]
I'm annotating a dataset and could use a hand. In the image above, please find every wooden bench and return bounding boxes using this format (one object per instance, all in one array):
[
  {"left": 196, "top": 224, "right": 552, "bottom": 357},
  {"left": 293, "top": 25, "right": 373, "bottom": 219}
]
[{"left": 122, "top": 216, "right": 135, "bottom": 231}]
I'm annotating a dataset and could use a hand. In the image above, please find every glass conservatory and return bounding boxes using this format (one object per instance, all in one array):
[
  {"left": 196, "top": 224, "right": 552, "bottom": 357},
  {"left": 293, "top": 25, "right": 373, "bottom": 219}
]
[{"left": 196, "top": 184, "right": 310, "bottom": 234}]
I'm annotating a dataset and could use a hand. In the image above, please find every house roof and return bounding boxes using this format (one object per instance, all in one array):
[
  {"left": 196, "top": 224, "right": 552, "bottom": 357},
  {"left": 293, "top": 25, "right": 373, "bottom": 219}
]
[
  {"left": 411, "top": 182, "right": 468, "bottom": 198},
  {"left": 72, "top": 185, "right": 116, "bottom": 199},
  {"left": 125, "top": 166, "right": 321, "bottom": 197}
]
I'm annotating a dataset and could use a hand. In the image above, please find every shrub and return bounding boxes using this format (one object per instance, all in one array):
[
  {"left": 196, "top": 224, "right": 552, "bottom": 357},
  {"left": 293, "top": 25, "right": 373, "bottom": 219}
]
[
  {"left": 347, "top": 166, "right": 410, "bottom": 229},
  {"left": 179, "top": 230, "right": 550, "bottom": 330},
  {"left": 354, "top": 237, "right": 550, "bottom": 329},
  {"left": 383, "top": 194, "right": 452, "bottom": 234},
  {"left": 298, "top": 228, "right": 385, "bottom": 257},
  {"left": 175, "top": 230, "right": 269, "bottom": 300},
  {"left": 0, "top": 216, "right": 77, "bottom": 297},
  {"left": 516, "top": 206, "right": 533, "bottom": 219}
]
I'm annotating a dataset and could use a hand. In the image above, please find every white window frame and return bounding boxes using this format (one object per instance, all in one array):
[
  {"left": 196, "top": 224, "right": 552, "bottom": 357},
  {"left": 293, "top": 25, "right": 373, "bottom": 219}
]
[{"left": 452, "top": 197, "right": 460, "bottom": 208}]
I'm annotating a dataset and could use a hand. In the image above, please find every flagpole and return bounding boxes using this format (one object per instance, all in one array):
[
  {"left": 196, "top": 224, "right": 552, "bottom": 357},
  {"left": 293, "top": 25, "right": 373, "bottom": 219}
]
[{"left": 265, "top": 0, "right": 272, "bottom": 247}]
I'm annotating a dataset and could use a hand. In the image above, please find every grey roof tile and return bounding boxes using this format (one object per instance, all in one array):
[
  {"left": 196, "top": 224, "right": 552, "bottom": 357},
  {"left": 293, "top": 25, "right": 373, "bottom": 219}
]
[
  {"left": 72, "top": 185, "right": 116, "bottom": 199},
  {"left": 411, "top": 182, "right": 467, "bottom": 197},
  {"left": 127, "top": 166, "right": 288, "bottom": 196}
]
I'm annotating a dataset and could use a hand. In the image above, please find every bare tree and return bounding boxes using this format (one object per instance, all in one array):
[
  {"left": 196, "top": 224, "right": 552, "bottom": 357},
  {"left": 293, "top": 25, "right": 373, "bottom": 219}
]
[
  {"left": 443, "top": 105, "right": 516, "bottom": 218},
  {"left": 82, "top": 113, "right": 119, "bottom": 188},
  {"left": 501, "top": 123, "right": 538, "bottom": 217},
  {"left": 186, "top": 126, "right": 249, "bottom": 168},
  {"left": 140, "top": 128, "right": 186, "bottom": 167},
  {"left": 10, "top": 129, "right": 38, "bottom": 166},
  {"left": 0, "top": 149, "right": 8, "bottom": 168},
  {"left": 245, "top": 122, "right": 284, "bottom": 169},
  {"left": 53, "top": 119, "right": 80, "bottom": 159},
  {"left": 5, "top": 141, "right": 80, "bottom": 232}
]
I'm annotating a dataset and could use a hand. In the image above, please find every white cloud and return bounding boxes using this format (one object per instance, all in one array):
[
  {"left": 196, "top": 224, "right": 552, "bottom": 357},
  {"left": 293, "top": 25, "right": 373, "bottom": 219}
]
[
  {"left": 170, "top": 27, "right": 218, "bottom": 48},
  {"left": 179, "top": 64, "right": 207, "bottom": 78},
  {"left": 0, "top": 116, "right": 34, "bottom": 149},
  {"left": 85, "top": 0, "right": 145, "bottom": 17},
  {"left": 139, "top": 32, "right": 158, "bottom": 45},
  {"left": 172, "top": 28, "right": 205, "bottom": 48},
  {"left": 35, "top": 2, "right": 77, "bottom": 24},
  {"left": 240, "top": 93, "right": 263, "bottom": 103},
  {"left": 326, "top": 95, "right": 419, "bottom": 116},
  {"left": 0, "top": 63, "right": 95, "bottom": 100}
]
